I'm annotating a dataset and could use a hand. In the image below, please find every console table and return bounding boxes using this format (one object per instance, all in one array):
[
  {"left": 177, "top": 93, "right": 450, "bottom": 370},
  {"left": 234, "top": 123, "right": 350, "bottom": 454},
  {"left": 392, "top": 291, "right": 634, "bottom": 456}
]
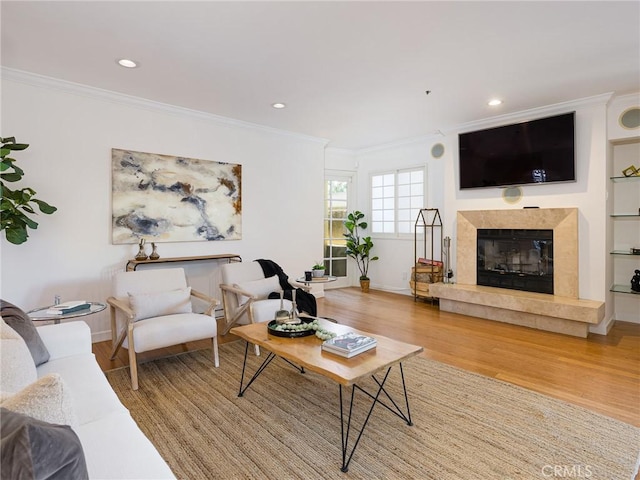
[{"left": 126, "top": 254, "right": 242, "bottom": 272}]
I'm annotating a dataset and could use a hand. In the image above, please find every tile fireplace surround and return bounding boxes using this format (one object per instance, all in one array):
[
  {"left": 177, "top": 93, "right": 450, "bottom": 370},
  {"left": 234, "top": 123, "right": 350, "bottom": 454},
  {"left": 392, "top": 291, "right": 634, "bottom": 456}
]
[{"left": 430, "top": 208, "right": 604, "bottom": 337}]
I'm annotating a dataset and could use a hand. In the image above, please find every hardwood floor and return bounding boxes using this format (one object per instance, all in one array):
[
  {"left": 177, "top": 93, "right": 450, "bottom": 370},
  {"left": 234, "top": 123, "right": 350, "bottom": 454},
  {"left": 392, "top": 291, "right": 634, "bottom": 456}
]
[{"left": 93, "top": 287, "right": 640, "bottom": 427}]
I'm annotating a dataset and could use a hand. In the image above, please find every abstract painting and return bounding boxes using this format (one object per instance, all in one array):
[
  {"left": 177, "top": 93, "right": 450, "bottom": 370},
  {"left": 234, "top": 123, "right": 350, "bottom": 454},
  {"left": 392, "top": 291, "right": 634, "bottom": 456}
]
[{"left": 112, "top": 149, "right": 241, "bottom": 243}]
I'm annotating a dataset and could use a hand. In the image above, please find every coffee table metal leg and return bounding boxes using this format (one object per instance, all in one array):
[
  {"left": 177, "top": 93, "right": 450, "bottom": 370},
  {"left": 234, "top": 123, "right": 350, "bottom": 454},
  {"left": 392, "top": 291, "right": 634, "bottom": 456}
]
[
  {"left": 238, "top": 341, "right": 277, "bottom": 397},
  {"left": 338, "top": 363, "right": 413, "bottom": 473},
  {"left": 237, "top": 342, "right": 305, "bottom": 397}
]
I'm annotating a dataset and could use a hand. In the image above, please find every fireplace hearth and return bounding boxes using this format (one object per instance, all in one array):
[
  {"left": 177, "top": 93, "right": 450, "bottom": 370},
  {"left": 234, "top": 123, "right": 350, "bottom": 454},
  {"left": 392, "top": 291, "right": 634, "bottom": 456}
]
[{"left": 477, "top": 228, "right": 553, "bottom": 294}]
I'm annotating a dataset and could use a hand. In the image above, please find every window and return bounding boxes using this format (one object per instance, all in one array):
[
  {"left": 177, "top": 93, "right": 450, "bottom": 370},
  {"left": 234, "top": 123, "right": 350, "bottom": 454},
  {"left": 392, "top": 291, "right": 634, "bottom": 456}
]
[
  {"left": 371, "top": 167, "right": 425, "bottom": 235},
  {"left": 322, "top": 172, "right": 354, "bottom": 288},
  {"left": 323, "top": 178, "right": 348, "bottom": 278}
]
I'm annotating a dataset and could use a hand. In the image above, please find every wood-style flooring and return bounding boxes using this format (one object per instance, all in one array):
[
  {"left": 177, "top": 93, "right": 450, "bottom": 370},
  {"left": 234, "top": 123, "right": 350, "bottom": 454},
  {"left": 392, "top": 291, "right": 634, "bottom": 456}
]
[{"left": 93, "top": 287, "right": 640, "bottom": 427}]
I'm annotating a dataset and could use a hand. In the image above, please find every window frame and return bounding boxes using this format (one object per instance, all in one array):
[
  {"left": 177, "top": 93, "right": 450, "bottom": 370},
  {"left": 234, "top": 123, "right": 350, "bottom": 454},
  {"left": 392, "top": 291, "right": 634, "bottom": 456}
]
[{"left": 369, "top": 165, "right": 427, "bottom": 239}]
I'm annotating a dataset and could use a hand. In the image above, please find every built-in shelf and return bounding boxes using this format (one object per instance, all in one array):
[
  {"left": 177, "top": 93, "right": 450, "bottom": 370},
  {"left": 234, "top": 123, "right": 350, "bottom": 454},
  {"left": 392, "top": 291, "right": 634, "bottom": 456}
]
[
  {"left": 610, "top": 175, "right": 640, "bottom": 182},
  {"left": 609, "top": 137, "right": 640, "bottom": 320},
  {"left": 610, "top": 284, "right": 640, "bottom": 295}
]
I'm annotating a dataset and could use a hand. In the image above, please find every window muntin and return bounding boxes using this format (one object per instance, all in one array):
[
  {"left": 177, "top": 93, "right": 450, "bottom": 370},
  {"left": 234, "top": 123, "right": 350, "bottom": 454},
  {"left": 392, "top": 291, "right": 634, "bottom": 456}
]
[{"left": 371, "top": 167, "right": 425, "bottom": 235}]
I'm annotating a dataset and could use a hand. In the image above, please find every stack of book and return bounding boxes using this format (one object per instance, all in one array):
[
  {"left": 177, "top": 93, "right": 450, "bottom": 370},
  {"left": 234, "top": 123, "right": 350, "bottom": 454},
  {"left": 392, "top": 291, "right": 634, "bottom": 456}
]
[
  {"left": 46, "top": 301, "right": 90, "bottom": 315},
  {"left": 322, "top": 332, "right": 377, "bottom": 358}
]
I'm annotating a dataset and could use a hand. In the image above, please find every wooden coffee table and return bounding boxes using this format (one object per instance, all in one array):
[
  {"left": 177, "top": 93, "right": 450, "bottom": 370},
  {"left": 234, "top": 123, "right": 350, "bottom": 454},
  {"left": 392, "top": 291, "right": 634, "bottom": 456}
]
[{"left": 230, "top": 318, "right": 424, "bottom": 472}]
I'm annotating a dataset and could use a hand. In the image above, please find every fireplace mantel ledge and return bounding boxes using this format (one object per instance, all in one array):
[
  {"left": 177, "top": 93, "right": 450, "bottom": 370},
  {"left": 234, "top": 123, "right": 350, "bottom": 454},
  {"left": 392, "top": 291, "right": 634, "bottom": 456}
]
[{"left": 429, "top": 283, "right": 604, "bottom": 338}]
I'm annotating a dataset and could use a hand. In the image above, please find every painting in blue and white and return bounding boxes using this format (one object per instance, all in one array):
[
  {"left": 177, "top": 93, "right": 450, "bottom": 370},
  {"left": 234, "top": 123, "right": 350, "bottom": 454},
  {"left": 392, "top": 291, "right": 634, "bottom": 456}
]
[{"left": 112, "top": 149, "right": 242, "bottom": 244}]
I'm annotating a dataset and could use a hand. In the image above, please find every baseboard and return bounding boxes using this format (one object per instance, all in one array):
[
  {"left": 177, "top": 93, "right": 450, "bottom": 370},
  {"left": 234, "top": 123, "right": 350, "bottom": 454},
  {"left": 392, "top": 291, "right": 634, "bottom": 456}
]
[
  {"left": 588, "top": 314, "right": 616, "bottom": 336},
  {"left": 92, "top": 330, "right": 112, "bottom": 344}
]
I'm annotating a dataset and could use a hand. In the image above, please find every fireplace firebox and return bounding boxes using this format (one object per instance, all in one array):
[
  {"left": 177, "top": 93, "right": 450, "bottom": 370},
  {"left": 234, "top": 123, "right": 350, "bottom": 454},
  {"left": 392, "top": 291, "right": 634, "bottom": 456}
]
[{"left": 477, "top": 229, "right": 553, "bottom": 294}]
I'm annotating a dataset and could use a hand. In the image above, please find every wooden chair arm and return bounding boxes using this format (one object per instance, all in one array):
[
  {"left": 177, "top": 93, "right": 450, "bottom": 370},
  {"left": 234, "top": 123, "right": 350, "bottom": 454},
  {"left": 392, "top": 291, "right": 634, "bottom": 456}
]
[
  {"left": 106, "top": 296, "right": 135, "bottom": 320},
  {"left": 107, "top": 296, "right": 134, "bottom": 360},
  {"left": 190, "top": 289, "right": 220, "bottom": 316}
]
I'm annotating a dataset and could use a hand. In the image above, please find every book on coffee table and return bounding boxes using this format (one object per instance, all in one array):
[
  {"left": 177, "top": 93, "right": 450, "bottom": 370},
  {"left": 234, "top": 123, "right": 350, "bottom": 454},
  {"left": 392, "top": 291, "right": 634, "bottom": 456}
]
[
  {"left": 46, "top": 301, "right": 90, "bottom": 315},
  {"left": 322, "top": 332, "right": 377, "bottom": 358}
]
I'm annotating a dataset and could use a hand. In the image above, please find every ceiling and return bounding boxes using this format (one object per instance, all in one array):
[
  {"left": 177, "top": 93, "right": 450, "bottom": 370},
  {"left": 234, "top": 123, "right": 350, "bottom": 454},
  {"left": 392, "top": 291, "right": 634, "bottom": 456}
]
[{"left": 2, "top": 1, "right": 639, "bottom": 150}]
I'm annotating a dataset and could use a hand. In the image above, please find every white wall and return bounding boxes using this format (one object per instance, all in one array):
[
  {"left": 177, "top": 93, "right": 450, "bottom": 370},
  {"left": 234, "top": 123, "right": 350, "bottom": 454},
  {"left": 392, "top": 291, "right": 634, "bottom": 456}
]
[{"left": 1, "top": 70, "right": 326, "bottom": 341}]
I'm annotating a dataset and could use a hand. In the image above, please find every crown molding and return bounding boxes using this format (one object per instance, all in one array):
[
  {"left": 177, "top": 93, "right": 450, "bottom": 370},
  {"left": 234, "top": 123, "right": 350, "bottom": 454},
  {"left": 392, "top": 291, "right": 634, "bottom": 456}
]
[
  {"left": 610, "top": 91, "right": 640, "bottom": 104},
  {"left": 352, "top": 131, "right": 446, "bottom": 156},
  {"left": 456, "top": 92, "right": 614, "bottom": 134},
  {"left": 1, "top": 67, "right": 330, "bottom": 146}
]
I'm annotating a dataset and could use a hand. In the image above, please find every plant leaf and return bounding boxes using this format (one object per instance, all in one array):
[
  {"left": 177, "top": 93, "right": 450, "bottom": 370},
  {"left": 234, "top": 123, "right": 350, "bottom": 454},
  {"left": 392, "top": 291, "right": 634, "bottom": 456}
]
[
  {"left": 5, "top": 226, "right": 28, "bottom": 245},
  {"left": 32, "top": 199, "right": 57, "bottom": 214},
  {"left": 22, "top": 216, "right": 39, "bottom": 229},
  {"left": 1, "top": 173, "right": 22, "bottom": 182},
  {"left": 2, "top": 143, "right": 29, "bottom": 151}
]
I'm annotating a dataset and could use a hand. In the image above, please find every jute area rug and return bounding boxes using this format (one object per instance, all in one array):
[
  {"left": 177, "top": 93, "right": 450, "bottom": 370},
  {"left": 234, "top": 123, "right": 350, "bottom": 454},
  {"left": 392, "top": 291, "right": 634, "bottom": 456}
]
[{"left": 106, "top": 341, "right": 640, "bottom": 480}]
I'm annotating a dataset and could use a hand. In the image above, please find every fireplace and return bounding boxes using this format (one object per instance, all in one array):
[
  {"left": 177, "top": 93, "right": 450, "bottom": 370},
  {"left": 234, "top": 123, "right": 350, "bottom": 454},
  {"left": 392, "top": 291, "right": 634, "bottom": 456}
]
[
  {"left": 455, "top": 208, "right": 578, "bottom": 298},
  {"left": 430, "top": 208, "right": 605, "bottom": 338},
  {"left": 477, "top": 229, "right": 553, "bottom": 294}
]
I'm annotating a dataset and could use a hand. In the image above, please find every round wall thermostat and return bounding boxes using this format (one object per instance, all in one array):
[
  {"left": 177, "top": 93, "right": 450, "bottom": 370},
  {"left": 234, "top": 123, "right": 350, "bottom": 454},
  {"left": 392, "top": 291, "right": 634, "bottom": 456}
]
[
  {"left": 431, "top": 143, "right": 445, "bottom": 159},
  {"left": 619, "top": 106, "right": 640, "bottom": 130}
]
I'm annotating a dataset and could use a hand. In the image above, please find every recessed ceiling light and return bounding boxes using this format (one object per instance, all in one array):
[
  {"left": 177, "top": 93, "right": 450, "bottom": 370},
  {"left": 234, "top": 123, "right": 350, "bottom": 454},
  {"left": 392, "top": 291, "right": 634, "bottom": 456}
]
[
  {"left": 488, "top": 99, "right": 503, "bottom": 106},
  {"left": 117, "top": 59, "right": 138, "bottom": 68},
  {"left": 271, "top": 103, "right": 286, "bottom": 109}
]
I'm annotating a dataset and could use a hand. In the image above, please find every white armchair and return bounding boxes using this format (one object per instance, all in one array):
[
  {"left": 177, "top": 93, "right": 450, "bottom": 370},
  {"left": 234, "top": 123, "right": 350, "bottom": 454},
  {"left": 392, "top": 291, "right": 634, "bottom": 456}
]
[
  {"left": 219, "top": 261, "right": 312, "bottom": 335},
  {"left": 107, "top": 267, "right": 219, "bottom": 390}
]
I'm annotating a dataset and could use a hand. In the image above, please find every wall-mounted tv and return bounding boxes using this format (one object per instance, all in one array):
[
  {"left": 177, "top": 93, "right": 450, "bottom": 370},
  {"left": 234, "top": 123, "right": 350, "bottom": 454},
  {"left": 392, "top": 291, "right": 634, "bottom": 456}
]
[{"left": 458, "top": 111, "right": 575, "bottom": 189}]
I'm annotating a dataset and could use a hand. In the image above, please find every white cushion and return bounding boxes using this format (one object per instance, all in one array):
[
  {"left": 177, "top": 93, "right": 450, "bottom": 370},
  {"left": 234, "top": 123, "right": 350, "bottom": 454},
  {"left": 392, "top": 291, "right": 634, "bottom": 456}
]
[
  {"left": 128, "top": 287, "right": 193, "bottom": 321},
  {"left": 1, "top": 373, "right": 78, "bottom": 429},
  {"left": 234, "top": 275, "right": 281, "bottom": 305},
  {"left": 77, "top": 412, "right": 176, "bottom": 479},
  {"left": 112, "top": 268, "right": 188, "bottom": 298},
  {"left": 0, "top": 319, "right": 37, "bottom": 396},
  {"left": 220, "top": 262, "right": 265, "bottom": 285},
  {"left": 37, "top": 353, "right": 128, "bottom": 425},
  {"left": 124, "top": 313, "right": 217, "bottom": 352},
  {"left": 36, "top": 321, "right": 92, "bottom": 360}
]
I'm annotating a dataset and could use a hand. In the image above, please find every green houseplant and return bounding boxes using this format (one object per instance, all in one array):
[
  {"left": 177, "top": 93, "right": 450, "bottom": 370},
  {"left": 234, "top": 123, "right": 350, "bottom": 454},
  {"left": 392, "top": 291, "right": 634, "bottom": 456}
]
[
  {"left": 312, "top": 261, "right": 325, "bottom": 278},
  {"left": 1, "top": 137, "right": 57, "bottom": 245},
  {"left": 344, "top": 210, "right": 378, "bottom": 292}
]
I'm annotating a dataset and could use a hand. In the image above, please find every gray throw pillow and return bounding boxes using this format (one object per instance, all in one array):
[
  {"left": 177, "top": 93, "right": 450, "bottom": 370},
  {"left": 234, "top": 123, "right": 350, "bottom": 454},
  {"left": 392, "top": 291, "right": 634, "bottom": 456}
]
[
  {"left": 1, "top": 407, "right": 88, "bottom": 480},
  {"left": 1, "top": 300, "right": 50, "bottom": 366}
]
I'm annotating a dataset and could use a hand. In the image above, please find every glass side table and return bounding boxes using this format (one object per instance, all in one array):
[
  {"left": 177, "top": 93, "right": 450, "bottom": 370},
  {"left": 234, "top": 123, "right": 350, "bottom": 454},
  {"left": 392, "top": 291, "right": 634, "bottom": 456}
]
[
  {"left": 295, "top": 275, "right": 338, "bottom": 287},
  {"left": 27, "top": 302, "right": 107, "bottom": 325}
]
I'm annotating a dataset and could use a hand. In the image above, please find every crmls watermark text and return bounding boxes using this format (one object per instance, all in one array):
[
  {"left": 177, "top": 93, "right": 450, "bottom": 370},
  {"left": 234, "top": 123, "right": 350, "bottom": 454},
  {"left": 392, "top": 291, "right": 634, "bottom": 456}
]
[{"left": 541, "top": 465, "right": 593, "bottom": 478}]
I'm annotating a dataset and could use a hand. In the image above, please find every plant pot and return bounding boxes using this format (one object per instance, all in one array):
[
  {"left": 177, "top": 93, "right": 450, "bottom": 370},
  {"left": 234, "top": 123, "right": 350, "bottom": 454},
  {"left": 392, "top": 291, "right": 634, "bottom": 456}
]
[
  {"left": 312, "top": 269, "right": 325, "bottom": 278},
  {"left": 360, "top": 278, "right": 370, "bottom": 293}
]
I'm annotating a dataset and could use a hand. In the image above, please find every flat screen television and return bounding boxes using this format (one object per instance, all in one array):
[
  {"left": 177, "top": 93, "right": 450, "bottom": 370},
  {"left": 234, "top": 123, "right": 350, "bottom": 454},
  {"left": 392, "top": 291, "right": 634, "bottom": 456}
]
[{"left": 458, "top": 111, "right": 575, "bottom": 189}]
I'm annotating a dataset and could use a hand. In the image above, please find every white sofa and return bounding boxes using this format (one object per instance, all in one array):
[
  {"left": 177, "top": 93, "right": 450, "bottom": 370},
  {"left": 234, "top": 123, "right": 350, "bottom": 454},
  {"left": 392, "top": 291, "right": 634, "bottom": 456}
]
[{"left": 15, "top": 320, "right": 175, "bottom": 479}]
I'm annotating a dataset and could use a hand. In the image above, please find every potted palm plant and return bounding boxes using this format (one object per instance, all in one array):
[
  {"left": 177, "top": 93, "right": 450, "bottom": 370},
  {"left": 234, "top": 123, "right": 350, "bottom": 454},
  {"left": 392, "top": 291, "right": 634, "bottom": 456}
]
[
  {"left": 344, "top": 210, "right": 378, "bottom": 292},
  {"left": 1, "top": 137, "right": 57, "bottom": 244}
]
